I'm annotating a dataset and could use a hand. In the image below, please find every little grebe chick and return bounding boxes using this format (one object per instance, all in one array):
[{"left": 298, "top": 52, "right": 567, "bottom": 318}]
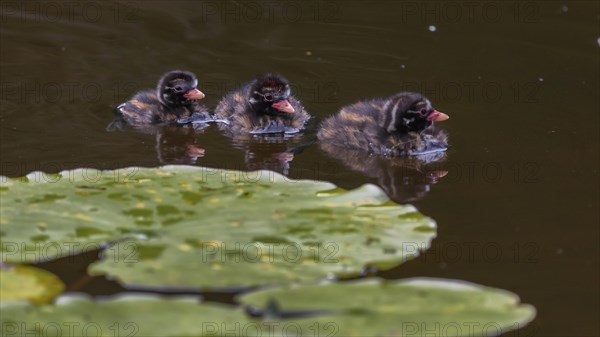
[
  {"left": 214, "top": 73, "right": 311, "bottom": 135},
  {"left": 116, "top": 70, "right": 207, "bottom": 126},
  {"left": 317, "top": 92, "right": 449, "bottom": 156}
]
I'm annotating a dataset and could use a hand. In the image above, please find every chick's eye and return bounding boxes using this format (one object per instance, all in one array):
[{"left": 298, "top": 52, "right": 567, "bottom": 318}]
[
  {"left": 174, "top": 86, "right": 183, "bottom": 92},
  {"left": 420, "top": 108, "right": 428, "bottom": 116},
  {"left": 263, "top": 93, "right": 274, "bottom": 102}
]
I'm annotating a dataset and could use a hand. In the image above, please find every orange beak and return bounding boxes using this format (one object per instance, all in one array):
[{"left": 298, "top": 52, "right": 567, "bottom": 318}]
[
  {"left": 272, "top": 100, "right": 295, "bottom": 113},
  {"left": 184, "top": 88, "right": 206, "bottom": 101},
  {"left": 427, "top": 110, "right": 449, "bottom": 122}
]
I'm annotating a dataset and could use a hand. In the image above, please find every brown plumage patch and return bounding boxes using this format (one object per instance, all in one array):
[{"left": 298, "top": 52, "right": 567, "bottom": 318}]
[
  {"left": 233, "top": 92, "right": 244, "bottom": 101},
  {"left": 263, "top": 79, "right": 280, "bottom": 87},
  {"left": 131, "top": 100, "right": 151, "bottom": 110}
]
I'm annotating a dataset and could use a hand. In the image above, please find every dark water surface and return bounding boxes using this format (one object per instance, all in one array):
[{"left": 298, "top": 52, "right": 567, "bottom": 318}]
[{"left": 1, "top": 1, "right": 598, "bottom": 336}]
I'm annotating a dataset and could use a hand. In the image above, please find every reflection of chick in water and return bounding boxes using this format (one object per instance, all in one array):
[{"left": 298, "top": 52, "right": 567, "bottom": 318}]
[
  {"left": 155, "top": 126, "right": 206, "bottom": 165},
  {"left": 320, "top": 142, "right": 448, "bottom": 203},
  {"left": 230, "top": 135, "right": 305, "bottom": 176}
]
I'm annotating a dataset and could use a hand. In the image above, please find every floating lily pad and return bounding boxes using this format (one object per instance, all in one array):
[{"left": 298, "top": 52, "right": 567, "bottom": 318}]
[
  {"left": 0, "top": 166, "right": 436, "bottom": 289},
  {"left": 0, "top": 265, "right": 64, "bottom": 304},
  {"left": 239, "top": 278, "right": 536, "bottom": 337},
  {"left": 0, "top": 294, "right": 251, "bottom": 337}
]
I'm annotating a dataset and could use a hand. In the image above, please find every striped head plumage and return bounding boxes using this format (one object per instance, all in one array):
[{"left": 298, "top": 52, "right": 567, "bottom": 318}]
[
  {"left": 248, "top": 73, "right": 295, "bottom": 116},
  {"left": 157, "top": 70, "right": 205, "bottom": 108},
  {"left": 379, "top": 92, "right": 449, "bottom": 134}
]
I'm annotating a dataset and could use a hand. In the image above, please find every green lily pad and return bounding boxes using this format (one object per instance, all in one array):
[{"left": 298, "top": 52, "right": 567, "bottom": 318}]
[
  {"left": 0, "top": 264, "right": 65, "bottom": 304},
  {"left": 0, "top": 294, "right": 251, "bottom": 337},
  {"left": 1, "top": 166, "right": 436, "bottom": 289},
  {"left": 239, "top": 278, "right": 536, "bottom": 337}
]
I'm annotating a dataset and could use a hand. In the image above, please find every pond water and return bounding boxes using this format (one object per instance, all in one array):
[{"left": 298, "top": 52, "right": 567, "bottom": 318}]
[{"left": 1, "top": 1, "right": 598, "bottom": 336}]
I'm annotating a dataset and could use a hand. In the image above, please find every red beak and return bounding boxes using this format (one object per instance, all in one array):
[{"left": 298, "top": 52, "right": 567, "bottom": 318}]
[
  {"left": 427, "top": 110, "right": 449, "bottom": 122},
  {"left": 183, "top": 88, "right": 205, "bottom": 101},
  {"left": 272, "top": 100, "right": 295, "bottom": 113},
  {"left": 186, "top": 145, "right": 205, "bottom": 157}
]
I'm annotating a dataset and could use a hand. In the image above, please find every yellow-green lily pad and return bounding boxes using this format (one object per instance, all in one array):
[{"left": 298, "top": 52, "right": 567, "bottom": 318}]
[{"left": 0, "top": 264, "right": 64, "bottom": 304}]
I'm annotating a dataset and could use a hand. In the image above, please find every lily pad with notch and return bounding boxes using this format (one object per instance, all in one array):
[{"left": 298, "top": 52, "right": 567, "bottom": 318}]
[{"left": 0, "top": 166, "right": 436, "bottom": 290}]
